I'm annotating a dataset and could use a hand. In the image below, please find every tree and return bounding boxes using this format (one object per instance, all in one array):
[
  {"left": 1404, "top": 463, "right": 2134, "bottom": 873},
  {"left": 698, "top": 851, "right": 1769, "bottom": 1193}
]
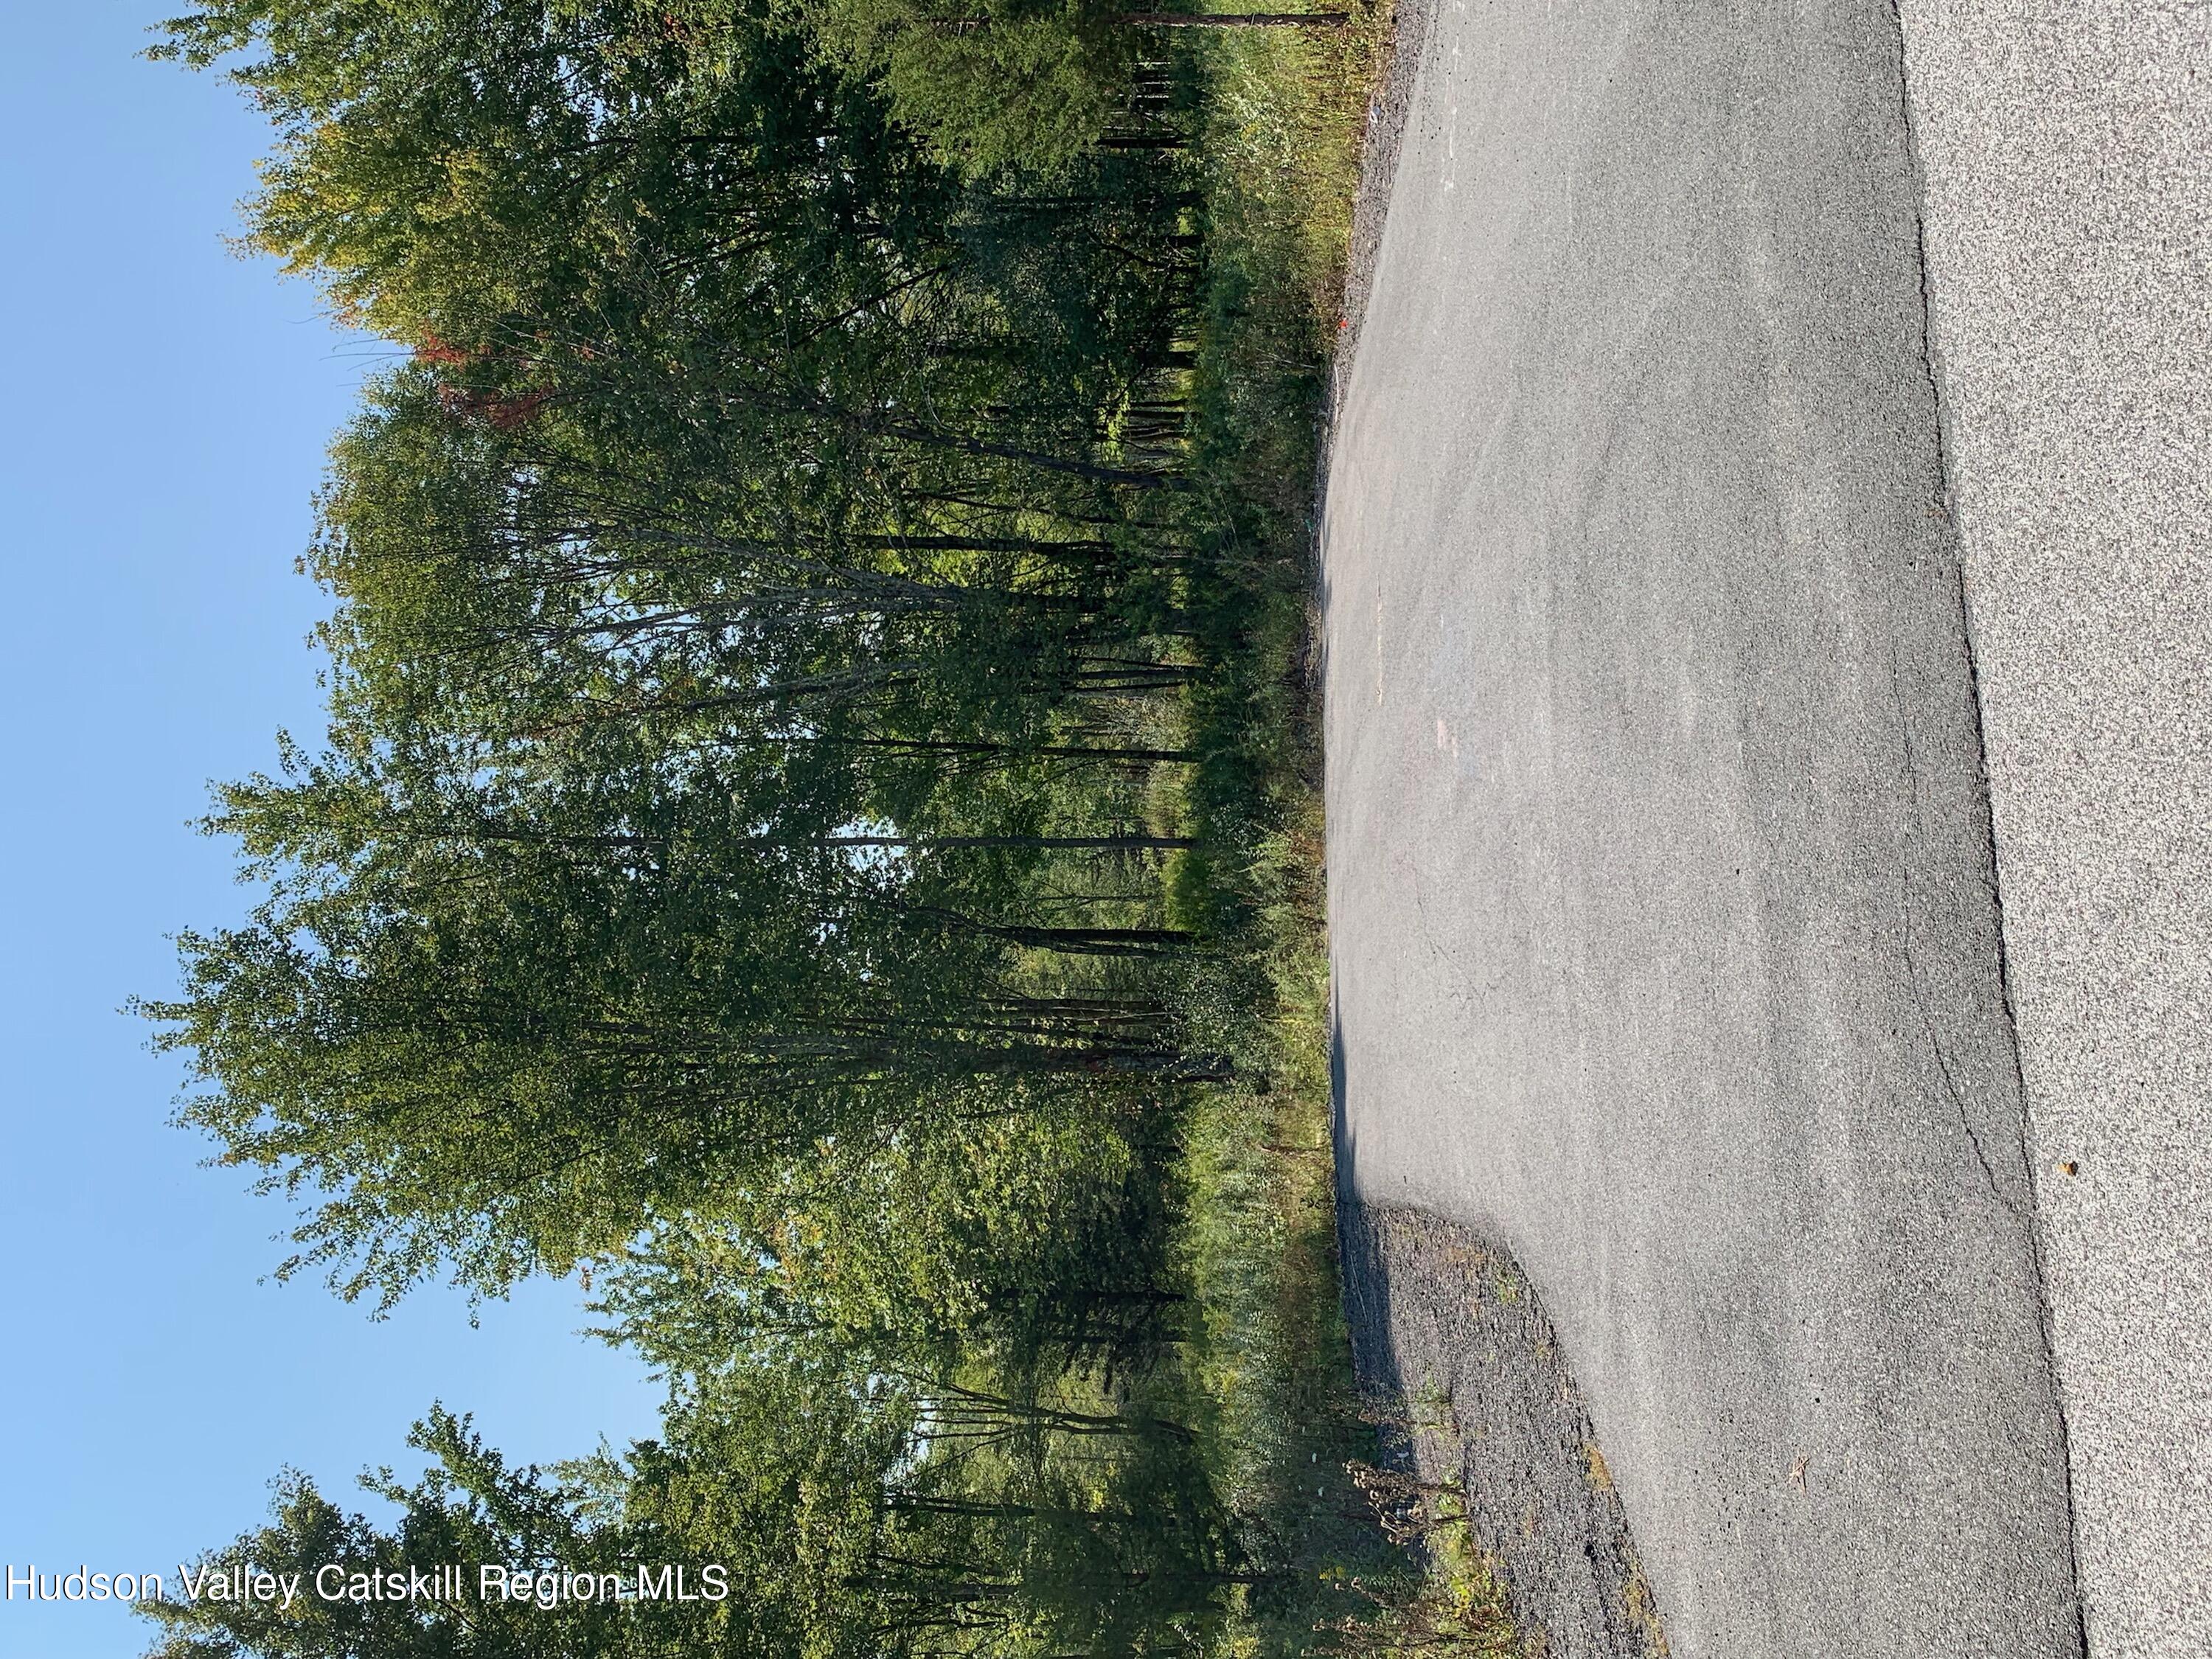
[
  {"left": 596, "top": 1105, "right": 1185, "bottom": 1384},
  {"left": 139, "top": 1402, "right": 894, "bottom": 1659},
  {"left": 141, "top": 1410, "right": 631, "bottom": 1659},
  {"left": 793, "top": 0, "right": 1138, "bottom": 175},
  {"left": 152, "top": 1, "right": 949, "bottom": 347},
  {"left": 143, "top": 724, "right": 1217, "bottom": 1305}
]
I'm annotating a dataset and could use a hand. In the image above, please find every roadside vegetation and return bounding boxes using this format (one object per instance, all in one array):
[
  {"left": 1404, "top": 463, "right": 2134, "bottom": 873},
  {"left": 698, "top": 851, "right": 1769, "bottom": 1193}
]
[{"left": 136, "top": 1, "right": 1503, "bottom": 1652}]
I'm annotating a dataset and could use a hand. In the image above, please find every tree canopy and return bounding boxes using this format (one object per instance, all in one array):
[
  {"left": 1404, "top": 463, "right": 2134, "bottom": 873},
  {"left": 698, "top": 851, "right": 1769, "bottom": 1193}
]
[{"left": 139, "top": 0, "right": 1373, "bottom": 1650}]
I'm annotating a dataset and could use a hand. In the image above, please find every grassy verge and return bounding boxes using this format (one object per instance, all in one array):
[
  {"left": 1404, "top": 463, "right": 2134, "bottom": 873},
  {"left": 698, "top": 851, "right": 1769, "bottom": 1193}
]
[{"left": 1161, "top": 6, "right": 1523, "bottom": 1650}]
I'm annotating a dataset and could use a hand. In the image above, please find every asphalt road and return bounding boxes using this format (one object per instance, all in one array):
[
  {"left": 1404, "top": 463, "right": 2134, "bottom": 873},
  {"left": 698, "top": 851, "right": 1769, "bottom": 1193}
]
[
  {"left": 1896, "top": 7, "right": 2212, "bottom": 1655},
  {"left": 1321, "top": 1, "right": 2086, "bottom": 1653}
]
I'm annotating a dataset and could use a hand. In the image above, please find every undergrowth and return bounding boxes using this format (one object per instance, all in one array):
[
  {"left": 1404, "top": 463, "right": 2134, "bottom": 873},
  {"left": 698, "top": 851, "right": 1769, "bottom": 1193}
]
[{"left": 1169, "top": 3, "right": 1520, "bottom": 1649}]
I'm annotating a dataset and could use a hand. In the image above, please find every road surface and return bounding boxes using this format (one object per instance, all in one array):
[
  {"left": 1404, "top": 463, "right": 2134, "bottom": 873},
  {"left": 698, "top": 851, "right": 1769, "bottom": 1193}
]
[{"left": 1321, "top": 1, "right": 2105, "bottom": 1652}]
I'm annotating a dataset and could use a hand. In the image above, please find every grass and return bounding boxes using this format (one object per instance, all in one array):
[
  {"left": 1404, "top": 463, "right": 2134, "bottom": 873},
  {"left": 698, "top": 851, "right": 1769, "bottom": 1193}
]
[{"left": 1148, "top": 4, "right": 1527, "bottom": 1649}]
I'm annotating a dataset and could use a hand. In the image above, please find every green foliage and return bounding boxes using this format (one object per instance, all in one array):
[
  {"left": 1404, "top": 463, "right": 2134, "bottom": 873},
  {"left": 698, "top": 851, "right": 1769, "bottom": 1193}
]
[
  {"left": 141, "top": 1410, "right": 645, "bottom": 1659},
  {"left": 142, "top": 0, "right": 1447, "bottom": 1652},
  {"left": 153, "top": 0, "right": 941, "bottom": 342},
  {"left": 142, "top": 1397, "right": 909, "bottom": 1659},
  {"left": 793, "top": 0, "right": 1138, "bottom": 175},
  {"left": 599, "top": 1106, "right": 1183, "bottom": 1379}
]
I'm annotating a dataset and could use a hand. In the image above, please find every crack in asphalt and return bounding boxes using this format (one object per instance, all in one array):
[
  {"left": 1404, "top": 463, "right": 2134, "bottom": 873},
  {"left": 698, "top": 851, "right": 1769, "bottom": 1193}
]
[
  {"left": 1888, "top": 0, "right": 1957, "bottom": 518},
  {"left": 1889, "top": 638, "right": 2017, "bottom": 1222},
  {"left": 1888, "top": 7, "right": 2090, "bottom": 1648}
]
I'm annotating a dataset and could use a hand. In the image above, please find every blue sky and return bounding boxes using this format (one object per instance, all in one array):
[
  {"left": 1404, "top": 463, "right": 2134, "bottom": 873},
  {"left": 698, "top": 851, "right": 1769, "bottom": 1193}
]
[{"left": 0, "top": 10, "right": 663, "bottom": 1656}]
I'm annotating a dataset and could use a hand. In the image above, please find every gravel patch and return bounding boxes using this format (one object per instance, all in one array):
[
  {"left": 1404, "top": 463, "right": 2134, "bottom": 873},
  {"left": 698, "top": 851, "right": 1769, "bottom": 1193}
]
[{"left": 1340, "top": 1203, "right": 1671, "bottom": 1659}]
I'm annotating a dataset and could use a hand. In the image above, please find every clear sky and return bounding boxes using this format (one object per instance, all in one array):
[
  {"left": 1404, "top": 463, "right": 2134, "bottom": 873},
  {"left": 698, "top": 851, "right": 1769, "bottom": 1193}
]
[{"left": 0, "top": 10, "right": 664, "bottom": 1657}]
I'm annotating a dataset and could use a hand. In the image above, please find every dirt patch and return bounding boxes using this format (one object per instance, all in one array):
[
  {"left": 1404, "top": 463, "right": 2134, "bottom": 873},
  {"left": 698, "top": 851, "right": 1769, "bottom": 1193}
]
[{"left": 1338, "top": 1204, "right": 1672, "bottom": 1659}]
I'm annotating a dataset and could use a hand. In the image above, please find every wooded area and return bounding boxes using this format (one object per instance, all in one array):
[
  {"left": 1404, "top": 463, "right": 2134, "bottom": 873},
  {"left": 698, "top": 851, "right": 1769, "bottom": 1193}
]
[{"left": 137, "top": 1, "right": 1467, "bottom": 1652}]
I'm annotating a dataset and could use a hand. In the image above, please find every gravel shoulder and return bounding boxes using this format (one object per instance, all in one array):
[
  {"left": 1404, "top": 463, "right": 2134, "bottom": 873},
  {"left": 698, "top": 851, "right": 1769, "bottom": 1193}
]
[
  {"left": 1340, "top": 1204, "right": 1672, "bottom": 1659},
  {"left": 1319, "top": 1, "right": 2083, "bottom": 1653}
]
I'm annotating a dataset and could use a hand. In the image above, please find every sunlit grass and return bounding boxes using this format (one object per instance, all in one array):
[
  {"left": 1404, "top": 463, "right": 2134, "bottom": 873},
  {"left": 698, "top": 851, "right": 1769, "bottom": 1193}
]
[{"left": 1156, "top": 4, "right": 1526, "bottom": 1647}]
